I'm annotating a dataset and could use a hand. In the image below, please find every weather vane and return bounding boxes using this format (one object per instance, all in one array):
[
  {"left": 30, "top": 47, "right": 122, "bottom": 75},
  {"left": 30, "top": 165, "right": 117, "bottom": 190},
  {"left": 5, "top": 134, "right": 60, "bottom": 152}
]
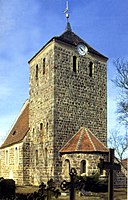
[{"left": 64, "top": 1, "right": 69, "bottom": 21}]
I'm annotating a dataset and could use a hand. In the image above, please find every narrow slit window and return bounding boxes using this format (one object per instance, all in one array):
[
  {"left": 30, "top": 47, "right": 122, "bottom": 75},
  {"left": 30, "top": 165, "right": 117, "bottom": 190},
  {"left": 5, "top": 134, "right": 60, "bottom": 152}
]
[
  {"left": 32, "top": 128, "right": 35, "bottom": 137},
  {"left": 14, "top": 147, "right": 18, "bottom": 165},
  {"left": 43, "top": 58, "right": 45, "bottom": 75},
  {"left": 36, "top": 64, "right": 38, "bottom": 80},
  {"left": 73, "top": 56, "right": 77, "bottom": 73},
  {"left": 40, "top": 123, "right": 43, "bottom": 131},
  {"left": 46, "top": 122, "right": 48, "bottom": 133},
  {"left": 5, "top": 150, "right": 9, "bottom": 165},
  {"left": 45, "top": 148, "right": 48, "bottom": 166},
  {"left": 36, "top": 150, "right": 38, "bottom": 165},
  {"left": 89, "top": 62, "right": 94, "bottom": 77}
]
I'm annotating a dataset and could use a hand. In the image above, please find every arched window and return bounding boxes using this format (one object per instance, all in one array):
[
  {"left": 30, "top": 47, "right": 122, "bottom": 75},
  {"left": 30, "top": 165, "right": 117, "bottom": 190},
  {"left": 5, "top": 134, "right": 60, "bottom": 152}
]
[
  {"left": 89, "top": 62, "right": 94, "bottom": 77},
  {"left": 40, "top": 123, "right": 43, "bottom": 131},
  {"left": 80, "top": 160, "right": 86, "bottom": 174},
  {"left": 64, "top": 159, "right": 70, "bottom": 177},
  {"left": 36, "top": 64, "right": 38, "bottom": 80}
]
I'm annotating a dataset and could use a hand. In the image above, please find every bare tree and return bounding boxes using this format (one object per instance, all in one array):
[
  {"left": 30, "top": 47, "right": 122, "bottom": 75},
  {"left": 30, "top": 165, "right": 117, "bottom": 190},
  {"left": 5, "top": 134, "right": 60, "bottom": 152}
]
[
  {"left": 108, "top": 130, "right": 128, "bottom": 161},
  {"left": 112, "top": 58, "right": 128, "bottom": 127}
]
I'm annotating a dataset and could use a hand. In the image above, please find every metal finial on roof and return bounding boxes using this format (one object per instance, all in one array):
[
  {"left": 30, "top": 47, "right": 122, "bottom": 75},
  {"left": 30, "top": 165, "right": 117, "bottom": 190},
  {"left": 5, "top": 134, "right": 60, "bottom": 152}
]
[
  {"left": 64, "top": 1, "right": 69, "bottom": 20},
  {"left": 64, "top": 1, "right": 72, "bottom": 31},
  {"left": 66, "top": 21, "right": 72, "bottom": 31}
]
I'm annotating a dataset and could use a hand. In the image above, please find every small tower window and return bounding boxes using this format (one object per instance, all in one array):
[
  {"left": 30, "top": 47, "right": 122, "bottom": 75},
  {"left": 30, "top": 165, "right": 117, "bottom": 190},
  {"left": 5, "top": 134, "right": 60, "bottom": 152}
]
[
  {"left": 89, "top": 62, "right": 94, "bottom": 77},
  {"left": 36, "top": 64, "right": 38, "bottom": 80},
  {"left": 46, "top": 122, "right": 48, "bottom": 133},
  {"left": 5, "top": 150, "right": 9, "bottom": 165},
  {"left": 43, "top": 58, "right": 45, "bottom": 75},
  {"left": 14, "top": 147, "right": 18, "bottom": 165},
  {"left": 32, "top": 128, "right": 35, "bottom": 137},
  {"left": 72, "top": 56, "right": 79, "bottom": 73},
  {"left": 45, "top": 148, "right": 48, "bottom": 166},
  {"left": 73, "top": 56, "right": 77, "bottom": 72},
  {"left": 80, "top": 160, "right": 86, "bottom": 174},
  {"left": 40, "top": 123, "right": 43, "bottom": 131},
  {"left": 36, "top": 150, "right": 39, "bottom": 165}
]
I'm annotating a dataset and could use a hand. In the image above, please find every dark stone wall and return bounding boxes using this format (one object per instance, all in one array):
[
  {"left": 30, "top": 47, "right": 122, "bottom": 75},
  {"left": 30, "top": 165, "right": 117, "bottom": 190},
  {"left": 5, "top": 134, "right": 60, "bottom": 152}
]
[{"left": 53, "top": 42, "right": 107, "bottom": 180}]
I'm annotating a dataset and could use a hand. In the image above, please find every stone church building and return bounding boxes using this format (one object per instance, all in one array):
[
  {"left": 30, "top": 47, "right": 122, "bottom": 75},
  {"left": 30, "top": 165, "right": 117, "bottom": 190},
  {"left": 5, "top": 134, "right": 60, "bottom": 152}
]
[{"left": 0, "top": 22, "right": 126, "bottom": 186}]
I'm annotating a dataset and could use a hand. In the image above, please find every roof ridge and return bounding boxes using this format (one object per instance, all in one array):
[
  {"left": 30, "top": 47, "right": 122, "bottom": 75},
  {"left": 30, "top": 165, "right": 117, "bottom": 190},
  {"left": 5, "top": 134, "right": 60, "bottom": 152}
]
[
  {"left": 59, "top": 127, "right": 108, "bottom": 154},
  {"left": 88, "top": 129, "right": 108, "bottom": 150},
  {"left": 59, "top": 128, "right": 81, "bottom": 152},
  {"left": 0, "top": 99, "right": 29, "bottom": 148},
  {"left": 76, "top": 127, "right": 85, "bottom": 150},
  {"left": 8, "top": 99, "right": 29, "bottom": 135},
  {"left": 86, "top": 128, "right": 96, "bottom": 151}
]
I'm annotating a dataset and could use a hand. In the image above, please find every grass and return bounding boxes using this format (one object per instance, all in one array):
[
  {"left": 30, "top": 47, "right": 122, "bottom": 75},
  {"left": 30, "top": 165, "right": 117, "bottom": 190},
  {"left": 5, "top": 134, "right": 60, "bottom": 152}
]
[{"left": 16, "top": 186, "right": 127, "bottom": 200}]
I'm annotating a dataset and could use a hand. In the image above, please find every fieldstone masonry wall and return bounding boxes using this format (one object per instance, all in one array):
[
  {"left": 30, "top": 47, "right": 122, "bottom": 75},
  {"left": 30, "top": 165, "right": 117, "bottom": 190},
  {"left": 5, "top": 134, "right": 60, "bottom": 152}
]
[
  {"left": 0, "top": 31, "right": 127, "bottom": 188},
  {"left": 53, "top": 42, "right": 107, "bottom": 180},
  {"left": 29, "top": 42, "right": 55, "bottom": 185},
  {"left": 0, "top": 143, "right": 24, "bottom": 185},
  {"left": 61, "top": 153, "right": 108, "bottom": 180},
  {"left": 28, "top": 39, "right": 107, "bottom": 184},
  {"left": 114, "top": 158, "right": 127, "bottom": 188}
]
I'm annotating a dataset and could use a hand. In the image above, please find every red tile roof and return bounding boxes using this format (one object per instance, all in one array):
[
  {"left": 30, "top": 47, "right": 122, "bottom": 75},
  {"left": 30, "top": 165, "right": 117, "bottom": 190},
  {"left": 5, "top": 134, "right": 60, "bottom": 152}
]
[
  {"left": 60, "top": 127, "right": 108, "bottom": 154},
  {"left": 0, "top": 100, "right": 29, "bottom": 148}
]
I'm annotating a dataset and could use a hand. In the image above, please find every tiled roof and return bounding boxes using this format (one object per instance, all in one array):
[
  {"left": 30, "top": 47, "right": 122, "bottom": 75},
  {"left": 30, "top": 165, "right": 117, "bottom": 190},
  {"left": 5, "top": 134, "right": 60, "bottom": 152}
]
[
  {"left": 28, "top": 23, "right": 108, "bottom": 63},
  {"left": 0, "top": 100, "right": 29, "bottom": 148},
  {"left": 55, "top": 29, "right": 108, "bottom": 60},
  {"left": 60, "top": 127, "right": 108, "bottom": 154}
]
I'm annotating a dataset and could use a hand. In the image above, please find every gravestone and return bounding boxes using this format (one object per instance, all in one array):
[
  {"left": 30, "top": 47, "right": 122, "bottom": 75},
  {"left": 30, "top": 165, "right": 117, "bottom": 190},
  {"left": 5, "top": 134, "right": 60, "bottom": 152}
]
[{"left": 0, "top": 178, "right": 15, "bottom": 198}]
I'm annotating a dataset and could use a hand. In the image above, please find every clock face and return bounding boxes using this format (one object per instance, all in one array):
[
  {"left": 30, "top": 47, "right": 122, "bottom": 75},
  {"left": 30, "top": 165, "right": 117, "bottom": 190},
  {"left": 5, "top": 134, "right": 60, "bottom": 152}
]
[{"left": 77, "top": 44, "right": 88, "bottom": 56}]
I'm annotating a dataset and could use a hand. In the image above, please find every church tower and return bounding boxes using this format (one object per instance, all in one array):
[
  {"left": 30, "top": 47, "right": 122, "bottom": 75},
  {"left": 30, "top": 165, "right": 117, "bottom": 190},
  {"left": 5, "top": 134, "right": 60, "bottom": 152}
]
[{"left": 28, "top": 8, "right": 108, "bottom": 184}]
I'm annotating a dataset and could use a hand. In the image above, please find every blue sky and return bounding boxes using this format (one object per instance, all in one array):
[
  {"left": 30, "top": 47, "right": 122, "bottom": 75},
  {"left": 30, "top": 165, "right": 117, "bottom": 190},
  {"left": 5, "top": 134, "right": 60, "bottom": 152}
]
[{"left": 0, "top": 0, "right": 128, "bottom": 149}]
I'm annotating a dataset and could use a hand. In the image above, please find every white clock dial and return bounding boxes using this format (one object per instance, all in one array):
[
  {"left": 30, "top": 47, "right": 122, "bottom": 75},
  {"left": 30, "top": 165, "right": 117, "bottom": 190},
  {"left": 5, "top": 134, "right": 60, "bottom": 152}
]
[{"left": 77, "top": 44, "right": 88, "bottom": 56}]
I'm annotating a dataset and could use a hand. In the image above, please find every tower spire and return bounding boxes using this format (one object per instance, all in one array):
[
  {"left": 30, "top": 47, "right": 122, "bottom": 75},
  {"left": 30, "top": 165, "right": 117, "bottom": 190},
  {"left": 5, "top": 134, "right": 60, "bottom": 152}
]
[{"left": 64, "top": 1, "right": 72, "bottom": 31}]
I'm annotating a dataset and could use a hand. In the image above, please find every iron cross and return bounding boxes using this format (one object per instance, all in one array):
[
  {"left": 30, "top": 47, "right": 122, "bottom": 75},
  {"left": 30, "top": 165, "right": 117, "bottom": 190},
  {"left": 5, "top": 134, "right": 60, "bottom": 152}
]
[
  {"left": 98, "top": 148, "right": 121, "bottom": 200},
  {"left": 60, "top": 168, "right": 84, "bottom": 200}
]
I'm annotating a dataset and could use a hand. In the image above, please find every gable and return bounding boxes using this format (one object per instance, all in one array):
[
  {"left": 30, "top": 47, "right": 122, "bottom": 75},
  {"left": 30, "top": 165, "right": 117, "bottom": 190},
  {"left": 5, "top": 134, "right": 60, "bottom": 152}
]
[
  {"left": 54, "top": 30, "right": 108, "bottom": 60},
  {"left": 28, "top": 25, "right": 108, "bottom": 64},
  {"left": 0, "top": 100, "right": 29, "bottom": 149}
]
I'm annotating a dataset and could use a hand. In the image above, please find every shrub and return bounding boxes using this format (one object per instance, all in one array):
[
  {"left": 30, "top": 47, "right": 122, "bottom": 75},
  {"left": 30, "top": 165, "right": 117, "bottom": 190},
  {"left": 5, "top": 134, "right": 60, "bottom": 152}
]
[{"left": 77, "top": 173, "right": 108, "bottom": 192}]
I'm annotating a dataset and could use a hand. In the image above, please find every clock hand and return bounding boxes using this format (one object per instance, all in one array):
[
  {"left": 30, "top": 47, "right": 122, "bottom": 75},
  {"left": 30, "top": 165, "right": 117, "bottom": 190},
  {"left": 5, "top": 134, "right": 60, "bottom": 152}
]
[{"left": 80, "top": 47, "right": 84, "bottom": 52}]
